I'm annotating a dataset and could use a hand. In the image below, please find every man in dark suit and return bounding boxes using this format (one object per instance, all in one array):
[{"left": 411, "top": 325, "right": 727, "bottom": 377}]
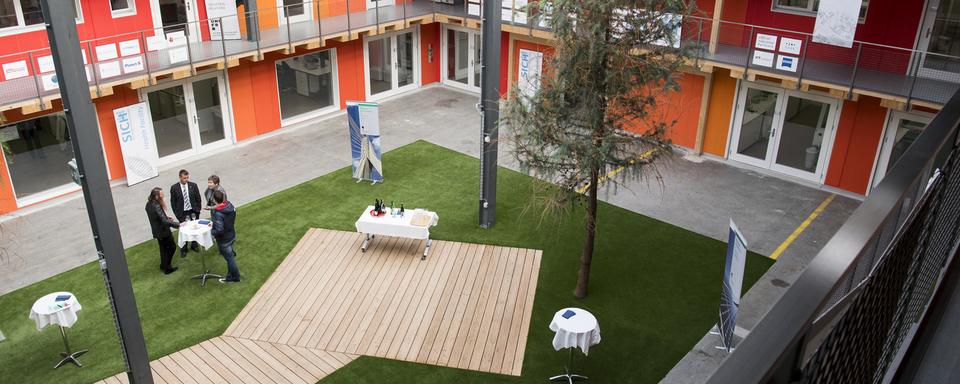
[
  {"left": 170, "top": 169, "right": 202, "bottom": 257},
  {"left": 145, "top": 187, "right": 179, "bottom": 274}
]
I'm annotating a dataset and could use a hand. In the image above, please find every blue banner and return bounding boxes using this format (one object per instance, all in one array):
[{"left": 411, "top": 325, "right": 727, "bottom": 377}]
[
  {"left": 718, "top": 219, "right": 747, "bottom": 352},
  {"left": 347, "top": 101, "right": 383, "bottom": 183}
]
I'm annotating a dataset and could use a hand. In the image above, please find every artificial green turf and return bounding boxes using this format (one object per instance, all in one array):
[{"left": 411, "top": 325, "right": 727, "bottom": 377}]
[{"left": 0, "top": 140, "right": 772, "bottom": 383}]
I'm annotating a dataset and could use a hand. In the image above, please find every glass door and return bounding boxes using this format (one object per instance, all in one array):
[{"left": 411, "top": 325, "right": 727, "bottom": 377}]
[
  {"left": 917, "top": 0, "right": 960, "bottom": 81},
  {"left": 143, "top": 74, "right": 231, "bottom": 163},
  {"left": 365, "top": 29, "right": 420, "bottom": 99},
  {"left": 153, "top": 0, "right": 202, "bottom": 42},
  {"left": 872, "top": 112, "right": 933, "bottom": 187},
  {"left": 278, "top": 0, "right": 312, "bottom": 25},
  {"left": 729, "top": 84, "right": 838, "bottom": 182},
  {"left": 769, "top": 93, "right": 837, "bottom": 181},
  {"left": 443, "top": 26, "right": 481, "bottom": 91},
  {"left": 729, "top": 85, "right": 782, "bottom": 169},
  {"left": 366, "top": 0, "right": 396, "bottom": 7}
]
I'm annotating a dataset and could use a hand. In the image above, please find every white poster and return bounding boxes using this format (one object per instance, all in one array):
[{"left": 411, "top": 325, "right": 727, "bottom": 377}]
[
  {"left": 755, "top": 34, "right": 778, "bottom": 51},
  {"left": 0, "top": 126, "right": 20, "bottom": 142},
  {"left": 95, "top": 43, "right": 118, "bottom": 61},
  {"left": 779, "top": 37, "right": 803, "bottom": 55},
  {"left": 652, "top": 13, "right": 682, "bottom": 48},
  {"left": 468, "top": 2, "right": 480, "bottom": 17},
  {"left": 518, "top": 49, "right": 543, "bottom": 99},
  {"left": 752, "top": 51, "right": 775, "bottom": 68},
  {"left": 358, "top": 103, "right": 380, "bottom": 136},
  {"left": 37, "top": 55, "right": 55, "bottom": 73},
  {"left": 122, "top": 57, "right": 144, "bottom": 74},
  {"left": 41, "top": 73, "right": 59, "bottom": 91},
  {"left": 166, "top": 31, "right": 187, "bottom": 47},
  {"left": 98, "top": 61, "right": 122, "bottom": 78},
  {"left": 113, "top": 102, "right": 160, "bottom": 186},
  {"left": 205, "top": 0, "right": 242, "bottom": 40},
  {"left": 119, "top": 39, "right": 141, "bottom": 57},
  {"left": 776, "top": 55, "right": 799, "bottom": 72},
  {"left": 168, "top": 47, "right": 189, "bottom": 64},
  {"left": 2, "top": 60, "right": 29, "bottom": 80},
  {"left": 146, "top": 35, "right": 167, "bottom": 51},
  {"left": 813, "top": 0, "right": 863, "bottom": 48}
]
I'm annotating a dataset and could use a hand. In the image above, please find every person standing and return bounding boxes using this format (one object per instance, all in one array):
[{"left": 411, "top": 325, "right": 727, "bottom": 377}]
[
  {"left": 203, "top": 175, "right": 227, "bottom": 211},
  {"left": 170, "top": 169, "right": 201, "bottom": 257},
  {"left": 210, "top": 190, "right": 240, "bottom": 283},
  {"left": 145, "top": 187, "right": 180, "bottom": 274}
]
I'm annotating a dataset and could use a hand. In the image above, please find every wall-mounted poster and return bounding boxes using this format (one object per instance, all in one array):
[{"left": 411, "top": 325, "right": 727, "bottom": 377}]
[
  {"left": 779, "top": 37, "right": 803, "bottom": 55},
  {"left": 95, "top": 43, "right": 118, "bottom": 61},
  {"left": 205, "top": 0, "right": 242, "bottom": 40},
  {"left": 119, "top": 39, "right": 141, "bottom": 57},
  {"left": 755, "top": 34, "right": 778, "bottom": 51},
  {"left": 41, "top": 73, "right": 59, "bottom": 91},
  {"left": 776, "top": 55, "right": 798, "bottom": 72},
  {"left": 37, "top": 55, "right": 55, "bottom": 73},
  {"left": 98, "top": 61, "right": 122, "bottom": 78},
  {"left": 2, "top": 60, "right": 29, "bottom": 80},
  {"left": 122, "top": 57, "right": 144, "bottom": 74},
  {"left": 813, "top": 0, "right": 863, "bottom": 48},
  {"left": 752, "top": 51, "right": 775, "bottom": 68}
]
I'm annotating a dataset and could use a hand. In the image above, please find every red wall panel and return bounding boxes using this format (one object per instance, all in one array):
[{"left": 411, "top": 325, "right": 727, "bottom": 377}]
[
  {"left": 825, "top": 96, "right": 886, "bottom": 195},
  {"left": 420, "top": 23, "right": 441, "bottom": 86}
]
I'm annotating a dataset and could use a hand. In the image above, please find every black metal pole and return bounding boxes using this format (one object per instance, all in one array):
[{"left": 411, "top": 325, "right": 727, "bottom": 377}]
[
  {"left": 39, "top": 1, "right": 153, "bottom": 383},
  {"left": 478, "top": 0, "right": 502, "bottom": 228}
]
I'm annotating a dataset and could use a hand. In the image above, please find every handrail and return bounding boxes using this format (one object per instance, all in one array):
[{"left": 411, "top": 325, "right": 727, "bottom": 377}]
[{"left": 706, "top": 88, "right": 960, "bottom": 383}]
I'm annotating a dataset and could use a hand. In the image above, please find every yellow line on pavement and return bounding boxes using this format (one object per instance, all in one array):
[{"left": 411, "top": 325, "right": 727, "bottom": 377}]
[
  {"left": 769, "top": 194, "right": 836, "bottom": 260},
  {"left": 576, "top": 149, "right": 658, "bottom": 194}
]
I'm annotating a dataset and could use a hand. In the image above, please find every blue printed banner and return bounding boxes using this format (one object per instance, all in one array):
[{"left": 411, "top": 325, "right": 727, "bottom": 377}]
[
  {"left": 718, "top": 219, "right": 748, "bottom": 352},
  {"left": 347, "top": 101, "right": 383, "bottom": 183}
]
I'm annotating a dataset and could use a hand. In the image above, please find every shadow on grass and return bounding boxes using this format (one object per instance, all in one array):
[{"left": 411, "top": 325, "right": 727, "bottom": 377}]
[{"left": 0, "top": 141, "right": 772, "bottom": 384}]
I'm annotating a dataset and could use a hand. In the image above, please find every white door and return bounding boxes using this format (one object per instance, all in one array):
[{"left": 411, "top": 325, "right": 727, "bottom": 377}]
[
  {"left": 150, "top": 0, "right": 202, "bottom": 42},
  {"left": 442, "top": 26, "right": 481, "bottom": 92},
  {"left": 366, "top": 0, "right": 396, "bottom": 7},
  {"left": 365, "top": 28, "right": 420, "bottom": 100},
  {"left": 278, "top": 0, "right": 313, "bottom": 25},
  {"left": 916, "top": 0, "right": 960, "bottom": 81},
  {"left": 871, "top": 112, "right": 933, "bottom": 188},
  {"left": 729, "top": 83, "right": 839, "bottom": 182},
  {"left": 141, "top": 74, "right": 232, "bottom": 164}
]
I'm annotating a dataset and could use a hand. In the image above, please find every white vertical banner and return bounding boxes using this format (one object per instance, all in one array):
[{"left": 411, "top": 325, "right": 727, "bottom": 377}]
[
  {"left": 718, "top": 219, "right": 748, "bottom": 353},
  {"left": 205, "top": 0, "right": 242, "bottom": 40},
  {"left": 518, "top": 49, "right": 543, "bottom": 99},
  {"left": 114, "top": 102, "right": 160, "bottom": 186},
  {"left": 812, "top": 0, "right": 863, "bottom": 48}
]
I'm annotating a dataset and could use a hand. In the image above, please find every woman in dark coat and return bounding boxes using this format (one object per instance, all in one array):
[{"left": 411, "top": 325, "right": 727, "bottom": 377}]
[{"left": 146, "top": 187, "right": 181, "bottom": 274}]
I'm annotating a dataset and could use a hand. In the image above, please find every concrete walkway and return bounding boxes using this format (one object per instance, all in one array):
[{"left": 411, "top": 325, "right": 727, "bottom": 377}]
[{"left": 0, "top": 86, "right": 859, "bottom": 381}]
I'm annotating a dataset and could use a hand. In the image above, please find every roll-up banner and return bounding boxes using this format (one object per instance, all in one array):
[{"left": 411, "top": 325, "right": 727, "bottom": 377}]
[
  {"left": 518, "top": 49, "right": 543, "bottom": 99},
  {"left": 813, "top": 0, "right": 864, "bottom": 48},
  {"left": 718, "top": 219, "right": 748, "bottom": 353},
  {"left": 205, "top": 0, "right": 242, "bottom": 41},
  {"left": 347, "top": 101, "right": 384, "bottom": 184},
  {"left": 113, "top": 102, "right": 160, "bottom": 186}
]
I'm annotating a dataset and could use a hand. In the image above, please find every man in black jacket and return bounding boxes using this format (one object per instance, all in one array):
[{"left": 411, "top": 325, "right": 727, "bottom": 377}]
[
  {"left": 210, "top": 190, "right": 240, "bottom": 283},
  {"left": 145, "top": 187, "right": 180, "bottom": 274},
  {"left": 170, "top": 169, "right": 202, "bottom": 257}
]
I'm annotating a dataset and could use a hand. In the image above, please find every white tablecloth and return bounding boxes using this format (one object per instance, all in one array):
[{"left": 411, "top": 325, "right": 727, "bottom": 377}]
[
  {"left": 177, "top": 220, "right": 214, "bottom": 249},
  {"left": 29, "top": 292, "right": 82, "bottom": 331},
  {"left": 355, "top": 205, "right": 439, "bottom": 240},
  {"left": 549, "top": 307, "right": 601, "bottom": 355}
]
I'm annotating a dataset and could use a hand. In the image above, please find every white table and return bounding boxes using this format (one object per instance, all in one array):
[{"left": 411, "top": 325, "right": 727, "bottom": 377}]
[
  {"left": 178, "top": 220, "right": 221, "bottom": 286},
  {"left": 29, "top": 292, "right": 87, "bottom": 368},
  {"left": 548, "top": 307, "right": 601, "bottom": 383},
  {"left": 355, "top": 205, "right": 439, "bottom": 260}
]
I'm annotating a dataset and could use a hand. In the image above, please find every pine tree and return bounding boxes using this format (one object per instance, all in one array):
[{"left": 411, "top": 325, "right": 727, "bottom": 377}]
[{"left": 502, "top": 0, "right": 698, "bottom": 298}]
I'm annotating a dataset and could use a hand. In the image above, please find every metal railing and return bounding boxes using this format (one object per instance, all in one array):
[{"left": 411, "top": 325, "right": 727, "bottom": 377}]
[{"left": 706, "top": 88, "right": 960, "bottom": 383}]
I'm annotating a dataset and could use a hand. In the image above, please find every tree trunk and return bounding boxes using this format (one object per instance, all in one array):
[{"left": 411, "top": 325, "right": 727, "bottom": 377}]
[{"left": 574, "top": 164, "right": 600, "bottom": 298}]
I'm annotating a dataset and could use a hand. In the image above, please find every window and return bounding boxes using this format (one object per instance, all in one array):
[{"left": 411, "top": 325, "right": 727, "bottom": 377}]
[
  {"left": 0, "top": 113, "right": 76, "bottom": 200},
  {"left": 0, "top": 0, "right": 82, "bottom": 31},
  {"left": 275, "top": 50, "right": 338, "bottom": 122},
  {"left": 110, "top": 0, "right": 135, "bottom": 17},
  {"left": 773, "top": 0, "right": 869, "bottom": 22}
]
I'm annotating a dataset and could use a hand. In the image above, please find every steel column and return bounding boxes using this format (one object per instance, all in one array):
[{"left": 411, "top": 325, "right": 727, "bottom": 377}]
[
  {"left": 478, "top": 0, "right": 502, "bottom": 228},
  {"left": 40, "top": 1, "right": 152, "bottom": 382}
]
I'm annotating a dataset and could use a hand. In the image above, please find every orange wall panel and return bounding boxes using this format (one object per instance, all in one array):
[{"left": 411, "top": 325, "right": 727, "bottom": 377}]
[
  {"left": 94, "top": 87, "right": 143, "bottom": 181},
  {"left": 825, "top": 97, "right": 886, "bottom": 195},
  {"left": 228, "top": 65, "right": 259, "bottom": 141},
  {"left": 619, "top": 74, "right": 705, "bottom": 149},
  {"left": 702, "top": 69, "right": 737, "bottom": 156},
  {"left": 336, "top": 39, "right": 366, "bottom": 108}
]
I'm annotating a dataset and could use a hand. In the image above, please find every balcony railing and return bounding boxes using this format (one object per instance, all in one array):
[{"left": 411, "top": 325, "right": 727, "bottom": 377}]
[{"left": 705, "top": 87, "right": 960, "bottom": 382}]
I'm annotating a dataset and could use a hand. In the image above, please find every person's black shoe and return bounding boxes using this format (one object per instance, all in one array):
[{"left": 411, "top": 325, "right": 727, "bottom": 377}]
[
  {"left": 180, "top": 249, "right": 187, "bottom": 258},
  {"left": 163, "top": 267, "right": 178, "bottom": 275}
]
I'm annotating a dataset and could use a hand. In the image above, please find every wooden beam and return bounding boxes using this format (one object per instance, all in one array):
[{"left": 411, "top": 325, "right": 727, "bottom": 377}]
[
  {"left": 880, "top": 98, "right": 907, "bottom": 111},
  {"left": 128, "top": 78, "right": 150, "bottom": 89},
  {"left": 694, "top": 72, "right": 714, "bottom": 155},
  {"left": 21, "top": 102, "right": 44, "bottom": 115},
  {"left": 171, "top": 70, "right": 191, "bottom": 80},
  {"left": 325, "top": 32, "right": 349, "bottom": 43},
  {"left": 95, "top": 85, "right": 114, "bottom": 98},
  {"left": 708, "top": 0, "right": 724, "bottom": 54},
  {"left": 780, "top": 79, "right": 798, "bottom": 89},
  {"left": 699, "top": 63, "right": 714, "bottom": 73},
  {"left": 828, "top": 88, "right": 848, "bottom": 99},
  {"left": 305, "top": 39, "right": 322, "bottom": 50},
  {"left": 729, "top": 69, "right": 744, "bottom": 79}
]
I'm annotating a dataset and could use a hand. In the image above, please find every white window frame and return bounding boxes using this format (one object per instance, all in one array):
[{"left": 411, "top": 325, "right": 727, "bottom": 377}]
[
  {"left": 110, "top": 0, "right": 137, "bottom": 18},
  {"left": 0, "top": 0, "right": 83, "bottom": 36},
  {"left": 771, "top": 0, "right": 869, "bottom": 23}
]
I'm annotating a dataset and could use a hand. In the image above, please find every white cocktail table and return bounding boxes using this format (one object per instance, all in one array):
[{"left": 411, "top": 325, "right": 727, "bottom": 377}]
[
  {"left": 355, "top": 205, "right": 439, "bottom": 260},
  {"left": 178, "top": 220, "right": 220, "bottom": 286}
]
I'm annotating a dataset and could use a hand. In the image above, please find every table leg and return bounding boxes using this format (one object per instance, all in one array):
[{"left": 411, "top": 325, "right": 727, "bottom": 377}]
[
  {"left": 191, "top": 249, "right": 223, "bottom": 287},
  {"left": 54, "top": 325, "right": 88, "bottom": 369},
  {"left": 549, "top": 348, "right": 587, "bottom": 382},
  {"left": 361, "top": 233, "right": 372, "bottom": 252},
  {"left": 422, "top": 239, "right": 432, "bottom": 260}
]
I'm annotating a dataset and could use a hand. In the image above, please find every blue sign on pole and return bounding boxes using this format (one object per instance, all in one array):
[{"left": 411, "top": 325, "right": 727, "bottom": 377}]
[
  {"left": 718, "top": 219, "right": 748, "bottom": 353},
  {"left": 347, "top": 101, "right": 383, "bottom": 183}
]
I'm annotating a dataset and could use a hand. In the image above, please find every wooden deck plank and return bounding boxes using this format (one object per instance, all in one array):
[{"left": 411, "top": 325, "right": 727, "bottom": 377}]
[
  {"left": 177, "top": 347, "right": 229, "bottom": 384},
  {"left": 150, "top": 359, "right": 182, "bottom": 384},
  {"left": 491, "top": 248, "right": 530, "bottom": 373},
  {"left": 355, "top": 237, "right": 427, "bottom": 354},
  {"left": 189, "top": 341, "right": 244, "bottom": 384},
  {"left": 512, "top": 251, "right": 543, "bottom": 376},
  {"left": 461, "top": 246, "right": 508, "bottom": 370},
  {"left": 156, "top": 355, "right": 198, "bottom": 384},
  {"left": 501, "top": 248, "right": 535, "bottom": 374},
  {"left": 221, "top": 336, "right": 295, "bottom": 384},
  {"left": 480, "top": 246, "right": 521, "bottom": 372},
  {"left": 447, "top": 244, "right": 496, "bottom": 367},
  {"left": 404, "top": 241, "right": 471, "bottom": 362},
  {"left": 208, "top": 337, "right": 279, "bottom": 384},
  {"left": 423, "top": 243, "right": 481, "bottom": 364},
  {"left": 197, "top": 339, "right": 262, "bottom": 384},
  {"left": 273, "top": 343, "right": 330, "bottom": 378},
  {"left": 249, "top": 340, "right": 316, "bottom": 383}
]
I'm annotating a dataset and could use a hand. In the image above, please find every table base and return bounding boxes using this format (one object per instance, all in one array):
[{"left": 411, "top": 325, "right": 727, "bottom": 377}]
[
  {"left": 549, "top": 348, "right": 588, "bottom": 383},
  {"left": 192, "top": 249, "right": 222, "bottom": 287},
  {"left": 55, "top": 349, "right": 88, "bottom": 368},
  {"left": 361, "top": 234, "right": 432, "bottom": 260}
]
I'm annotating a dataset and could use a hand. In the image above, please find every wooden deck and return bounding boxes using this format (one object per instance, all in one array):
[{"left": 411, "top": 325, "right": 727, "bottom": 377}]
[{"left": 99, "top": 229, "right": 542, "bottom": 382}]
